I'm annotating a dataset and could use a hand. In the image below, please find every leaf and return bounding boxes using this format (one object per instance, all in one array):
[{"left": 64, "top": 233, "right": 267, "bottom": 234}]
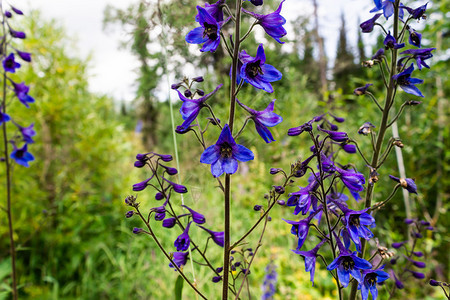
[{"left": 174, "top": 275, "right": 184, "bottom": 300}]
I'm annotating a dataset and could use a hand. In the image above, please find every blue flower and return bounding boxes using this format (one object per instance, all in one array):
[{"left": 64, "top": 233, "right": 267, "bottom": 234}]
[
  {"left": 336, "top": 167, "right": 366, "bottom": 193},
  {"left": 242, "top": 1, "right": 287, "bottom": 44},
  {"left": 287, "top": 180, "right": 319, "bottom": 215},
  {"left": 18, "top": 123, "right": 36, "bottom": 143},
  {"left": 10, "top": 143, "right": 34, "bottom": 167},
  {"left": 327, "top": 234, "right": 372, "bottom": 287},
  {"left": 12, "top": 81, "right": 34, "bottom": 108},
  {"left": 291, "top": 239, "right": 326, "bottom": 286},
  {"left": 195, "top": 0, "right": 225, "bottom": 22},
  {"left": 175, "top": 84, "right": 222, "bottom": 131},
  {"left": 358, "top": 267, "right": 390, "bottom": 300},
  {"left": 186, "top": 6, "right": 227, "bottom": 52},
  {"left": 200, "top": 124, "right": 254, "bottom": 177},
  {"left": 236, "top": 99, "right": 283, "bottom": 143},
  {"left": 384, "top": 31, "right": 405, "bottom": 49},
  {"left": 401, "top": 3, "right": 427, "bottom": 20},
  {"left": 174, "top": 221, "right": 192, "bottom": 251},
  {"left": 3, "top": 53, "right": 21, "bottom": 73},
  {"left": 360, "top": 13, "right": 382, "bottom": 33},
  {"left": 407, "top": 27, "right": 422, "bottom": 48},
  {"left": 389, "top": 175, "right": 417, "bottom": 194},
  {"left": 283, "top": 207, "right": 322, "bottom": 250},
  {"left": 370, "top": 0, "right": 404, "bottom": 19},
  {"left": 399, "top": 48, "right": 435, "bottom": 70},
  {"left": 239, "top": 44, "right": 282, "bottom": 93},
  {"left": 169, "top": 251, "right": 189, "bottom": 269},
  {"left": 197, "top": 225, "right": 224, "bottom": 247},
  {"left": 0, "top": 111, "right": 11, "bottom": 125},
  {"left": 392, "top": 63, "right": 424, "bottom": 97}
]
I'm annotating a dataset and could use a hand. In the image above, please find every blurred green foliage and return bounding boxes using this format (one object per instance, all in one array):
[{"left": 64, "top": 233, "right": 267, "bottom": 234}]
[{"left": 0, "top": 1, "right": 447, "bottom": 299}]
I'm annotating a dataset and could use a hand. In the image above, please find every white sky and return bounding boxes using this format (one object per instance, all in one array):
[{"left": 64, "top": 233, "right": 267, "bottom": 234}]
[{"left": 11, "top": 0, "right": 373, "bottom": 102}]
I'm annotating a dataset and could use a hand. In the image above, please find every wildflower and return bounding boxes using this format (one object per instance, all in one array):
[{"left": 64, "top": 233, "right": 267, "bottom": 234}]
[
  {"left": 401, "top": 3, "right": 427, "bottom": 20},
  {"left": 287, "top": 120, "right": 313, "bottom": 136},
  {"left": 163, "top": 217, "right": 177, "bottom": 228},
  {"left": 336, "top": 167, "right": 366, "bottom": 193},
  {"left": 236, "top": 99, "right": 283, "bottom": 143},
  {"left": 261, "top": 262, "right": 277, "bottom": 299},
  {"left": 175, "top": 84, "right": 223, "bottom": 130},
  {"left": 327, "top": 234, "right": 372, "bottom": 287},
  {"left": 291, "top": 239, "right": 326, "bottom": 285},
  {"left": 391, "top": 241, "right": 407, "bottom": 249},
  {"left": 354, "top": 83, "right": 373, "bottom": 96},
  {"left": 169, "top": 251, "right": 189, "bottom": 269},
  {"left": 125, "top": 211, "right": 134, "bottom": 218},
  {"left": 399, "top": 48, "right": 435, "bottom": 70},
  {"left": 384, "top": 31, "right": 405, "bottom": 49},
  {"left": 358, "top": 122, "right": 375, "bottom": 135},
  {"left": 132, "top": 227, "right": 143, "bottom": 234},
  {"left": 197, "top": 225, "right": 224, "bottom": 247},
  {"left": 132, "top": 175, "right": 154, "bottom": 191},
  {"left": 370, "top": 0, "right": 404, "bottom": 20},
  {"left": 283, "top": 207, "right": 322, "bottom": 250},
  {"left": 212, "top": 276, "right": 222, "bottom": 282},
  {"left": 407, "top": 269, "right": 425, "bottom": 279},
  {"left": 287, "top": 180, "right": 319, "bottom": 215},
  {"left": 2, "top": 53, "right": 21, "bottom": 73},
  {"left": 10, "top": 6, "right": 23, "bottom": 15},
  {"left": 186, "top": 6, "right": 227, "bottom": 52},
  {"left": 181, "top": 205, "right": 205, "bottom": 224},
  {"left": 12, "top": 81, "right": 35, "bottom": 108},
  {"left": 407, "top": 27, "right": 422, "bottom": 48},
  {"left": 360, "top": 13, "right": 382, "bottom": 33},
  {"left": 0, "top": 111, "right": 11, "bottom": 125},
  {"left": 239, "top": 44, "right": 282, "bottom": 93},
  {"left": 317, "top": 125, "right": 348, "bottom": 142},
  {"left": 162, "top": 177, "right": 188, "bottom": 193},
  {"left": 160, "top": 164, "right": 178, "bottom": 175},
  {"left": 389, "top": 175, "right": 417, "bottom": 194},
  {"left": 15, "top": 50, "right": 31, "bottom": 62},
  {"left": 341, "top": 143, "right": 357, "bottom": 154},
  {"left": 390, "top": 270, "right": 404, "bottom": 289},
  {"left": 392, "top": 64, "right": 423, "bottom": 97},
  {"left": 10, "top": 143, "right": 34, "bottom": 167},
  {"left": 17, "top": 123, "right": 36, "bottom": 143},
  {"left": 200, "top": 124, "right": 254, "bottom": 177},
  {"left": 9, "top": 29, "right": 26, "bottom": 39},
  {"left": 358, "top": 267, "right": 390, "bottom": 300},
  {"left": 174, "top": 221, "right": 192, "bottom": 251},
  {"left": 242, "top": 1, "right": 287, "bottom": 44},
  {"left": 195, "top": 0, "right": 224, "bottom": 22}
]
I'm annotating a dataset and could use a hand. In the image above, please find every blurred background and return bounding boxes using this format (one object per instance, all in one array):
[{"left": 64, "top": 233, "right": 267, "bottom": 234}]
[{"left": 0, "top": 0, "right": 448, "bottom": 299}]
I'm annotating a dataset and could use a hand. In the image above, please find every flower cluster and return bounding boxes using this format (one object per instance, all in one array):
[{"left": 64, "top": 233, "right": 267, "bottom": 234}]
[{"left": 1, "top": 5, "right": 36, "bottom": 167}]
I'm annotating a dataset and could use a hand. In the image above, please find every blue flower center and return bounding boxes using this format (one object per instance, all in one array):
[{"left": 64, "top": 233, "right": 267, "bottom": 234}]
[
  {"left": 203, "top": 23, "right": 218, "bottom": 40},
  {"left": 246, "top": 60, "right": 263, "bottom": 78},
  {"left": 349, "top": 215, "right": 360, "bottom": 227},
  {"left": 410, "top": 32, "right": 420, "bottom": 45},
  {"left": 396, "top": 74, "right": 410, "bottom": 86},
  {"left": 366, "top": 273, "right": 377, "bottom": 286},
  {"left": 5, "top": 58, "right": 14, "bottom": 69},
  {"left": 220, "top": 143, "right": 233, "bottom": 158},
  {"left": 342, "top": 257, "right": 355, "bottom": 271}
]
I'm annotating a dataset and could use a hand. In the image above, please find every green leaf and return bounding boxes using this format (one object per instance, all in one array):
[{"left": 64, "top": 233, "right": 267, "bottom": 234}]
[{"left": 174, "top": 275, "right": 184, "bottom": 300}]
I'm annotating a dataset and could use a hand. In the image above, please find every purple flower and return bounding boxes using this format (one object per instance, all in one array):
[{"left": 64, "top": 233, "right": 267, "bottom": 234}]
[
  {"left": 358, "top": 122, "right": 375, "bottom": 135},
  {"left": 360, "top": 14, "right": 382, "bottom": 33},
  {"left": 181, "top": 205, "right": 205, "bottom": 224},
  {"left": 236, "top": 99, "right": 283, "bottom": 143},
  {"left": 287, "top": 180, "right": 319, "bottom": 215},
  {"left": 389, "top": 175, "right": 417, "bottom": 194},
  {"left": 370, "top": 0, "right": 404, "bottom": 19},
  {"left": 401, "top": 3, "right": 427, "bottom": 20},
  {"left": 384, "top": 31, "right": 405, "bottom": 49},
  {"left": 198, "top": 225, "right": 224, "bottom": 247},
  {"left": 160, "top": 164, "right": 178, "bottom": 175},
  {"left": 163, "top": 217, "right": 177, "bottom": 228},
  {"left": 392, "top": 64, "right": 423, "bottom": 97},
  {"left": 10, "top": 143, "right": 34, "bottom": 167},
  {"left": 125, "top": 211, "right": 134, "bottom": 218},
  {"left": 174, "top": 221, "right": 192, "bottom": 251},
  {"left": 327, "top": 234, "right": 372, "bottom": 287},
  {"left": 162, "top": 177, "right": 188, "bottom": 193},
  {"left": 391, "top": 241, "right": 407, "bottom": 249},
  {"left": 175, "top": 84, "right": 222, "bottom": 130},
  {"left": 169, "top": 251, "right": 189, "bottom": 269},
  {"left": 11, "top": 6, "right": 23, "bottom": 15},
  {"left": 283, "top": 208, "right": 321, "bottom": 250},
  {"left": 399, "top": 48, "right": 435, "bottom": 71},
  {"left": 0, "top": 111, "right": 11, "bottom": 125},
  {"left": 200, "top": 124, "right": 254, "bottom": 177},
  {"left": 3, "top": 53, "right": 21, "bottom": 73},
  {"left": 195, "top": 0, "right": 224, "bottom": 22},
  {"left": 16, "top": 50, "right": 31, "bottom": 62},
  {"left": 317, "top": 125, "right": 348, "bottom": 142},
  {"left": 288, "top": 120, "right": 313, "bottom": 136},
  {"left": 372, "top": 48, "right": 385, "bottom": 61},
  {"left": 337, "top": 168, "right": 366, "bottom": 193},
  {"left": 354, "top": 83, "right": 373, "bottom": 96},
  {"left": 132, "top": 175, "right": 154, "bottom": 191},
  {"left": 239, "top": 44, "right": 282, "bottom": 93},
  {"left": 242, "top": 1, "right": 287, "bottom": 44},
  {"left": 341, "top": 143, "right": 357, "bottom": 154},
  {"left": 5, "top": 10, "right": 12, "bottom": 18},
  {"left": 407, "top": 269, "right": 425, "bottom": 279},
  {"left": 186, "top": 6, "right": 227, "bottom": 52},
  {"left": 408, "top": 27, "right": 422, "bottom": 48},
  {"left": 12, "top": 81, "right": 35, "bottom": 108},
  {"left": 358, "top": 267, "right": 390, "bottom": 300},
  {"left": 18, "top": 123, "right": 36, "bottom": 143},
  {"left": 9, "top": 29, "right": 26, "bottom": 39},
  {"left": 405, "top": 256, "right": 426, "bottom": 268},
  {"left": 390, "top": 270, "right": 404, "bottom": 289},
  {"left": 132, "top": 227, "right": 143, "bottom": 234},
  {"left": 291, "top": 239, "right": 326, "bottom": 285}
]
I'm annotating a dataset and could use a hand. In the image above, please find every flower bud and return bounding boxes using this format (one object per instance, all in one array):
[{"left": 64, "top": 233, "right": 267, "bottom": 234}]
[
  {"left": 192, "top": 76, "right": 204, "bottom": 82},
  {"left": 277, "top": 200, "right": 285, "bottom": 206},
  {"left": 162, "top": 218, "right": 176, "bottom": 228},
  {"left": 133, "top": 227, "right": 143, "bottom": 234},
  {"left": 212, "top": 276, "right": 221, "bottom": 283},
  {"left": 125, "top": 211, "right": 134, "bottom": 218},
  {"left": 429, "top": 279, "right": 440, "bottom": 286},
  {"left": 253, "top": 205, "right": 262, "bottom": 211},
  {"left": 196, "top": 89, "right": 205, "bottom": 96},
  {"left": 184, "top": 89, "right": 192, "bottom": 98}
]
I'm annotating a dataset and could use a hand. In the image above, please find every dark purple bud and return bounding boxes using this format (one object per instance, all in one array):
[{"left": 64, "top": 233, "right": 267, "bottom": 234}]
[
  {"left": 392, "top": 241, "right": 406, "bottom": 249},
  {"left": 206, "top": 117, "right": 220, "bottom": 126},
  {"left": 414, "top": 232, "right": 423, "bottom": 238},
  {"left": 197, "top": 225, "right": 224, "bottom": 247},
  {"left": 406, "top": 100, "right": 422, "bottom": 106},
  {"left": 132, "top": 176, "right": 154, "bottom": 191},
  {"left": 288, "top": 122, "right": 312, "bottom": 136},
  {"left": 163, "top": 218, "right": 176, "bottom": 228},
  {"left": 273, "top": 185, "right": 285, "bottom": 194},
  {"left": 216, "top": 267, "right": 223, "bottom": 273},
  {"left": 231, "top": 265, "right": 236, "bottom": 271},
  {"left": 163, "top": 177, "right": 188, "bottom": 193},
  {"left": 234, "top": 262, "right": 241, "bottom": 267},
  {"left": 5, "top": 10, "right": 12, "bottom": 18},
  {"left": 327, "top": 121, "right": 338, "bottom": 131},
  {"left": 175, "top": 125, "right": 192, "bottom": 134},
  {"left": 426, "top": 226, "right": 434, "bottom": 231},
  {"left": 230, "top": 250, "right": 236, "bottom": 254},
  {"left": 254, "top": 205, "right": 262, "bottom": 211},
  {"left": 389, "top": 175, "right": 417, "bottom": 194},
  {"left": 132, "top": 227, "right": 143, "bottom": 234},
  {"left": 429, "top": 279, "right": 440, "bottom": 286},
  {"left": 193, "top": 76, "right": 204, "bottom": 82},
  {"left": 395, "top": 278, "right": 404, "bottom": 289},
  {"left": 174, "top": 222, "right": 192, "bottom": 251},
  {"left": 9, "top": 29, "right": 26, "bottom": 39},
  {"left": 11, "top": 6, "right": 23, "bottom": 15},
  {"left": 267, "top": 216, "right": 272, "bottom": 221},
  {"left": 404, "top": 218, "right": 414, "bottom": 224},
  {"left": 360, "top": 13, "right": 382, "bottom": 33},
  {"left": 270, "top": 168, "right": 282, "bottom": 175},
  {"left": 413, "top": 251, "right": 424, "bottom": 257},
  {"left": 169, "top": 251, "right": 189, "bottom": 269},
  {"left": 125, "top": 211, "right": 134, "bottom": 218},
  {"left": 155, "top": 211, "right": 166, "bottom": 221},
  {"left": 372, "top": 48, "right": 385, "bottom": 60},
  {"left": 182, "top": 205, "right": 206, "bottom": 224},
  {"left": 154, "top": 153, "right": 173, "bottom": 162},
  {"left": 160, "top": 164, "right": 178, "bottom": 175},
  {"left": 171, "top": 82, "right": 182, "bottom": 90},
  {"left": 134, "top": 160, "right": 146, "bottom": 168},
  {"left": 331, "top": 114, "right": 345, "bottom": 123},
  {"left": 277, "top": 200, "right": 285, "bottom": 206},
  {"left": 242, "top": 268, "right": 251, "bottom": 274},
  {"left": 212, "top": 276, "right": 222, "bottom": 283},
  {"left": 136, "top": 153, "right": 150, "bottom": 161},
  {"left": 196, "top": 89, "right": 205, "bottom": 96},
  {"left": 184, "top": 89, "right": 192, "bottom": 98},
  {"left": 420, "top": 220, "right": 430, "bottom": 226},
  {"left": 16, "top": 50, "right": 31, "bottom": 62},
  {"left": 390, "top": 258, "right": 397, "bottom": 265},
  {"left": 413, "top": 261, "right": 426, "bottom": 268},
  {"left": 341, "top": 143, "right": 356, "bottom": 154},
  {"left": 155, "top": 192, "right": 164, "bottom": 200},
  {"left": 124, "top": 195, "right": 137, "bottom": 206},
  {"left": 317, "top": 125, "right": 348, "bottom": 142},
  {"left": 354, "top": 83, "right": 373, "bottom": 96},
  {"left": 409, "top": 270, "right": 425, "bottom": 279}
]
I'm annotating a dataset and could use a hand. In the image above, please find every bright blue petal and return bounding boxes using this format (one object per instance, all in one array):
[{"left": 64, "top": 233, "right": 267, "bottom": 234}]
[
  {"left": 338, "top": 266, "right": 350, "bottom": 287},
  {"left": 201, "top": 37, "right": 220, "bottom": 52},
  {"left": 255, "top": 44, "right": 266, "bottom": 63},
  {"left": 400, "top": 84, "right": 424, "bottom": 97},
  {"left": 327, "top": 257, "right": 340, "bottom": 271},
  {"left": 200, "top": 145, "right": 220, "bottom": 164},
  {"left": 211, "top": 159, "right": 224, "bottom": 177},
  {"left": 261, "top": 64, "right": 282, "bottom": 81},
  {"left": 222, "top": 157, "right": 238, "bottom": 174},
  {"left": 255, "top": 121, "right": 275, "bottom": 143},
  {"left": 185, "top": 27, "right": 208, "bottom": 44},
  {"left": 233, "top": 144, "right": 254, "bottom": 162}
]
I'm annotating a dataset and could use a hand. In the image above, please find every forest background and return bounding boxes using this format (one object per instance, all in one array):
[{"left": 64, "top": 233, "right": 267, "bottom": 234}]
[{"left": 0, "top": 0, "right": 448, "bottom": 298}]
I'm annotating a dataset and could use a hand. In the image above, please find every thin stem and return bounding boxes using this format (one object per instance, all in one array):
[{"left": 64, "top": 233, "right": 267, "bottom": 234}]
[
  {"left": 348, "top": 139, "right": 370, "bottom": 165},
  {"left": 239, "top": 20, "right": 258, "bottom": 43},
  {"left": 387, "top": 102, "right": 407, "bottom": 128},
  {"left": 370, "top": 184, "right": 401, "bottom": 212},
  {"left": 223, "top": 174, "right": 232, "bottom": 300},
  {"left": 234, "top": 117, "right": 251, "bottom": 139},
  {"left": 366, "top": 92, "right": 384, "bottom": 112}
]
